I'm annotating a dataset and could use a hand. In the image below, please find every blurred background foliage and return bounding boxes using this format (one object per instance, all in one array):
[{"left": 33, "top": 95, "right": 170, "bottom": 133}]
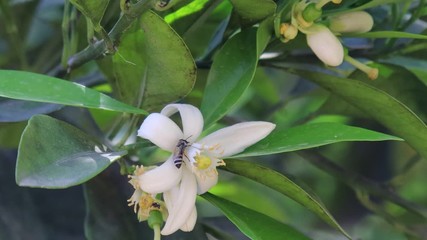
[{"left": 1, "top": 0, "right": 427, "bottom": 239}]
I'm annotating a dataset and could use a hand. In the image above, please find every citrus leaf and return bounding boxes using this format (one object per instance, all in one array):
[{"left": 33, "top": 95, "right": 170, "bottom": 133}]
[
  {"left": 16, "top": 115, "right": 126, "bottom": 189},
  {"left": 202, "top": 192, "right": 311, "bottom": 240},
  {"left": 0, "top": 70, "right": 147, "bottom": 115},
  {"left": 222, "top": 159, "right": 351, "bottom": 239},
  {"left": 235, "top": 122, "right": 402, "bottom": 158}
]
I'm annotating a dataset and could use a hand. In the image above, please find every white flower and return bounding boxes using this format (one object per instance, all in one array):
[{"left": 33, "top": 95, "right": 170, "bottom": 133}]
[
  {"left": 135, "top": 104, "right": 275, "bottom": 235},
  {"left": 329, "top": 11, "right": 374, "bottom": 34},
  {"left": 306, "top": 24, "right": 344, "bottom": 66}
]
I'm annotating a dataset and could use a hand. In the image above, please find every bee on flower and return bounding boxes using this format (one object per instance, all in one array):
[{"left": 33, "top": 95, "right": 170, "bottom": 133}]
[{"left": 128, "top": 104, "right": 275, "bottom": 236}]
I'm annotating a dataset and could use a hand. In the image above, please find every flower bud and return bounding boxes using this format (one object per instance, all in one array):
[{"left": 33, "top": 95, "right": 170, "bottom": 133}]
[
  {"left": 329, "top": 11, "right": 374, "bottom": 33},
  {"left": 280, "top": 23, "right": 298, "bottom": 42},
  {"left": 306, "top": 24, "right": 344, "bottom": 66}
]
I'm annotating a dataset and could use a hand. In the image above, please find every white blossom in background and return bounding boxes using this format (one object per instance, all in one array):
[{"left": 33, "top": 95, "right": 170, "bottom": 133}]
[
  {"left": 329, "top": 11, "right": 374, "bottom": 34},
  {"left": 129, "top": 104, "right": 275, "bottom": 235}
]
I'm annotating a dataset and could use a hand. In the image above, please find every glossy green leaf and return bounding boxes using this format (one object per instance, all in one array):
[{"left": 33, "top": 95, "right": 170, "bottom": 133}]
[
  {"left": 222, "top": 159, "right": 350, "bottom": 239},
  {"left": 0, "top": 70, "right": 147, "bottom": 115},
  {"left": 202, "top": 192, "right": 311, "bottom": 240},
  {"left": 235, "top": 122, "right": 402, "bottom": 158},
  {"left": 16, "top": 115, "right": 126, "bottom": 189},
  {"left": 201, "top": 20, "right": 271, "bottom": 127},
  {"left": 350, "top": 63, "right": 427, "bottom": 122},
  {"left": 345, "top": 31, "right": 427, "bottom": 39},
  {"left": 165, "top": 0, "right": 210, "bottom": 24},
  {"left": 229, "top": 0, "right": 276, "bottom": 22},
  {"left": 69, "top": 0, "right": 109, "bottom": 27},
  {"left": 111, "top": 11, "right": 196, "bottom": 110},
  {"left": 296, "top": 70, "right": 427, "bottom": 160}
]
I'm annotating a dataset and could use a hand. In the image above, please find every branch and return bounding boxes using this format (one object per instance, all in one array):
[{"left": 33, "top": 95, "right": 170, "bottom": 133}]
[
  {"left": 67, "top": 0, "right": 155, "bottom": 71},
  {"left": 298, "top": 150, "right": 427, "bottom": 219}
]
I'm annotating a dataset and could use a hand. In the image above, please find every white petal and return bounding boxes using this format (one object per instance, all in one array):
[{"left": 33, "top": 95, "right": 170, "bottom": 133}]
[
  {"left": 163, "top": 185, "right": 179, "bottom": 210},
  {"left": 306, "top": 24, "right": 344, "bottom": 67},
  {"left": 180, "top": 207, "right": 197, "bottom": 232},
  {"left": 138, "top": 157, "right": 182, "bottom": 194},
  {"left": 161, "top": 168, "right": 197, "bottom": 235},
  {"left": 161, "top": 104, "right": 203, "bottom": 143},
  {"left": 199, "top": 122, "right": 276, "bottom": 157},
  {"left": 195, "top": 171, "right": 218, "bottom": 194},
  {"left": 137, "top": 113, "right": 183, "bottom": 152}
]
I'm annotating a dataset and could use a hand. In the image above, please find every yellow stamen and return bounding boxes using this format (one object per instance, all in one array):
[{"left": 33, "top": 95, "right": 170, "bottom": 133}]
[
  {"left": 217, "top": 159, "right": 226, "bottom": 166},
  {"left": 139, "top": 194, "right": 154, "bottom": 210}
]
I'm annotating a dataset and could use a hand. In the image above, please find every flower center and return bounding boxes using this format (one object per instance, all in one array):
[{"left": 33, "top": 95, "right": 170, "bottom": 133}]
[{"left": 194, "top": 154, "right": 212, "bottom": 170}]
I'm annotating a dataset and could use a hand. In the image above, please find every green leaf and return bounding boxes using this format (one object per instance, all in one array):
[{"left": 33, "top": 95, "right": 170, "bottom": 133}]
[
  {"left": 222, "top": 159, "right": 351, "bottom": 239},
  {"left": 202, "top": 192, "right": 311, "bottom": 240},
  {"left": 69, "top": 0, "right": 109, "bottom": 27},
  {"left": 229, "top": 0, "right": 276, "bottom": 22},
  {"left": 350, "top": 63, "right": 427, "bottom": 122},
  {"left": 165, "top": 0, "right": 211, "bottom": 24},
  {"left": 16, "top": 115, "right": 126, "bottom": 189},
  {"left": 295, "top": 69, "right": 427, "bottom": 160},
  {"left": 0, "top": 70, "right": 147, "bottom": 115},
  {"left": 201, "top": 20, "right": 271, "bottom": 127},
  {"left": 344, "top": 31, "right": 427, "bottom": 39},
  {"left": 325, "top": 0, "right": 407, "bottom": 15},
  {"left": 235, "top": 122, "right": 402, "bottom": 158},
  {"left": 111, "top": 11, "right": 196, "bottom": 110}
]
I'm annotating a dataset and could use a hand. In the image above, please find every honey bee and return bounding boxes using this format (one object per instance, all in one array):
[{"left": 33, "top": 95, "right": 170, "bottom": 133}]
[{"left": 173, "top": 138, "right": 190, "bottom": 169}]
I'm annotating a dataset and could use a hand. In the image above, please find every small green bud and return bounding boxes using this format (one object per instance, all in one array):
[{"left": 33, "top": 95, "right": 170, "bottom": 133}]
[{"left": 302, "top": 3, "right": 322, "bottom": 22}]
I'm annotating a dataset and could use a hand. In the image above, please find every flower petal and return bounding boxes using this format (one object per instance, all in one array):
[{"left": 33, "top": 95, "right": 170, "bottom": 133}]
[
  {"left": 138, "top": 157, "right": 182, "bottom": 194},
  {"left": 180, "top": 207, "right": 197, "bottom": 232},
  {"left": 195, "top": 170, "right": 218, "bottom": 194},
  {"left": 138, "top": 113, "right": 183, "bottom": 152},
  {"left": 161, "top": 104, "right": 203, "bottom": 143},
  {"left": 306, "top": 24, "right": 344, "bottom": 67},
  {"left": 199, "top": 121, "right": 276, "bottom": 157},
  {"left": 161, "top": 168, "right": 197, "bottom": 235}
]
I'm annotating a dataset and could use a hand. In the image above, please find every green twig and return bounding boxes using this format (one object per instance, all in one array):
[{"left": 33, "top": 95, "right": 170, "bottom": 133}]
[
  {"left": 0, "top": 0, "right": 29, "bottom": 69},
  {"left": 298, "top": 150, "right": 427, "bottom": 219},
  {"left": 67, "top": 0, "right": 155, "bottom": 71}
]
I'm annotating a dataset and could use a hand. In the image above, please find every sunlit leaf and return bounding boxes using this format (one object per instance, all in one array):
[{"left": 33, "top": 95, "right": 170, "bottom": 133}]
[
  {"left": 235, "top": 122, "right": 402, "bottom": 158},
  {"left": 202, "top": 192, "right": 311, "bottom": 240},
  {"left": 0, "top": 70, "right": 147, "bottom": 114},
  {"left": 16, "top": 115, "right": 126, "bottom": 189}
]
